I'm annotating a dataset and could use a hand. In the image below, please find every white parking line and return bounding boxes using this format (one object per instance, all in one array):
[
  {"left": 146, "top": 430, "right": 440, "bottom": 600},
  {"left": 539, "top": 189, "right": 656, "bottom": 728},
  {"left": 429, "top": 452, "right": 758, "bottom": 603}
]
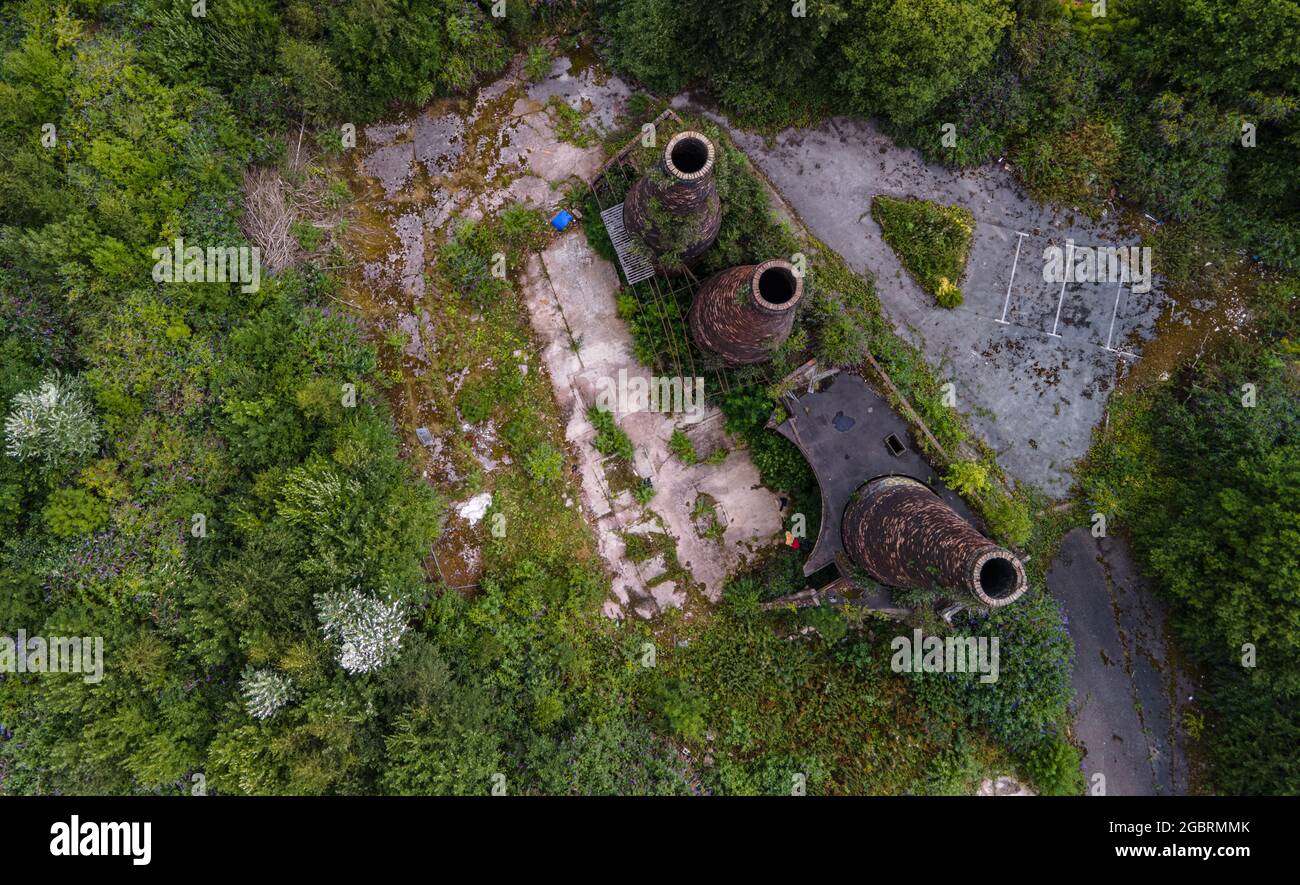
[
  {"left": 1104, "top": 278, "right": 1125, "bottom": 351},
  {"left": 1102, "top": 272, "right": 1140, "bottom": 358},
  {"left": 1048, "top": 240, "right": 1072, "bottom": 338},
  {"left": 996, "top": 231, "right": 1028, "bottom": 325}
]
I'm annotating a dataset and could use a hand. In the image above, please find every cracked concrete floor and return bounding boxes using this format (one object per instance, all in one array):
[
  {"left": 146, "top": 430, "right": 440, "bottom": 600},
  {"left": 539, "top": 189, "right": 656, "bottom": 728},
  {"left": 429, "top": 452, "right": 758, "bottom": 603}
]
[{"left": 521, "top": 233, "right": 784, "bottom": 619}]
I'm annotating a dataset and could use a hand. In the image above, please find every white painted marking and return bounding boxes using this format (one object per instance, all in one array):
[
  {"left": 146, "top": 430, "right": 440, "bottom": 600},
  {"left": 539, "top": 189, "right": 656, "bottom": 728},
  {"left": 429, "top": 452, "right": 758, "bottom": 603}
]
[
  {"left": 1105, "top": 278, "right": 1126, "bottom": 351},
  {"left": 1048, "top": 240, "right": 1072, "bottom": 338},
  {"left": 996, "top": 231, "right": 1028, "bottom": 325}
]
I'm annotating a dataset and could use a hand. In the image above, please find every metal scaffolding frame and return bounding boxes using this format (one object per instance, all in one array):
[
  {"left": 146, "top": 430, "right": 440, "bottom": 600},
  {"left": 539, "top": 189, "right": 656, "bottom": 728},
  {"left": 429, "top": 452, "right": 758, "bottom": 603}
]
[{"left": 587, "top": 156, "right": 777, "bottom": 401}]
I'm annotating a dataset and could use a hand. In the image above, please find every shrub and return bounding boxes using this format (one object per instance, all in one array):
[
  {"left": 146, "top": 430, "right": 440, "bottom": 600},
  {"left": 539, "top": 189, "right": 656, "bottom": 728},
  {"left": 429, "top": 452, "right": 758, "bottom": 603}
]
[
  {"left": 935, "top": 277, "right": 963, "bottom": 308},
  {"left": 457, "top": 375, "right": 496, "bottom": 424},
  {"left": 1015, "top": 117, "right": 1123, "bottom": 218},
  {"left": 524, "top": 443, "right": 564, "bottom": 485},
  {"left": 982, "top": 490, "right": 1033, "bottom": 548},
  {"left": 632, "top": 478, "right": 656, "bottom": 504},
  {"left": 587, "top": 405, "right": 634, "bottom": 462},
  {"left": 291, "top": 220, "right": 325, "bottom": 252},
  {"left": 921, "top": 732, "right": 987, "bottom": 795},
  {"left": 668, "top": 429, "right": 697, "bottom": 465},
  {"left": 315, "top": 586, "right": 407, "bottom": 675},
  {"left": 908, "top": 590, "right": 1075, "bottom": 753},
  {"left": 500, "top": 202, "right": 548, "bottom": 251},
  {"left": 240, "top": 667, "right": 295, "bottom": 720},
  {"left": 596, "top": 0, "right": 695, "bottom": 96},
  {"left": 440, "top": 221, "right": 511, "bottom": 309},
  {"left": 1022, "top": 733, "right": 1085, "bottom": 796},
  {"left": 41, "top": 487, "right": 109, "bottom": 539},
  {"left": 945, "top": 460, "right": 989, "bottom": 497},
  {"left": 646, "top": 675, "right": 707, "bottom": 743},
  {"left": 835, "top": 0, "right": 1014, "bottom": 128},
  {"left": 524, "top": 46, "right": 552, "bottom": 83},
  {"left": 806, "top": 288, "right": 877, "bottom": 367},
  {"left": 1121, "top": 92, "right": 1237, "bottom": 222},
  {"left": 746, "top": 432, "right": 812, "bottom": 492},
  {"left": 4, "top": 371, "right": 101, "bottom": 470}
]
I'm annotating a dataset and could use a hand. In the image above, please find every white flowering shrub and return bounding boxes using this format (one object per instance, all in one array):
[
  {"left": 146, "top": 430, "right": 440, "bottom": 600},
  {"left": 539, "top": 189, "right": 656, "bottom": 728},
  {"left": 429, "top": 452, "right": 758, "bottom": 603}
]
[
  {"left": 3, "top": 371, "right": 101, "bottom": 468},
  {"left": 315, "top": 586, "right": 407, "bottom": 675},
  {"left": 240, "top": 667, "right": 295, "bottom": 720}
]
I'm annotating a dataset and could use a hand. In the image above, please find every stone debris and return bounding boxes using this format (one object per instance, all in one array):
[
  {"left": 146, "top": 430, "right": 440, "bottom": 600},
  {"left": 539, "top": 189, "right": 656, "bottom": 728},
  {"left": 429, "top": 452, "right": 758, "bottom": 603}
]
[
  {"left": 455, "top": 493, "right": 493, "bottom": 525},
  {"left": 977, "top": 776, "right": 1036, "bottom": 797}
]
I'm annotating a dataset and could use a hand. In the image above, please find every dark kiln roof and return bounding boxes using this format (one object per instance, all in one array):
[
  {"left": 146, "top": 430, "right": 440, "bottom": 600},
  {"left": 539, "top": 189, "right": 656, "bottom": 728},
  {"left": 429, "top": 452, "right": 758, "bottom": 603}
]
[{"left": 773, "top": 370, "right": 976, "bottom": 577}]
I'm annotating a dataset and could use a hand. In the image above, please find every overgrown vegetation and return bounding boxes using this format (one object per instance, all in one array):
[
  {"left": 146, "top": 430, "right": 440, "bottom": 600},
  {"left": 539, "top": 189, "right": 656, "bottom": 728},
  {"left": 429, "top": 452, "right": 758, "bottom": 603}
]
[
  {"left": 3, "top": 0, "right": 1290, "bottom": 798},
  {"left": 587, "top": 405, "right": 634, "bottom": 462},
  {"left": 870, "top": 196, "right": 975, "bottom": 308},
  {"left": 0, "top": 0, "right": 691, "bottom": 797},
  {"left": 612, "top": 117, "right": 1034, "bottom": 556},
  {"left": 1079, "top": 277, "right": 1300, "bottom": 794},
  {"left": 591, "top": 0, "right": 1300, "bottom": 789},
  {"left": 640, "top": 549, "right": 1070, "bottom": 794},
  {"left": 596, "top": 0, "right": 1300, "bottom": 270},
  {"left": 595, "top": 113, "right": 1072, "bottom": 791}
]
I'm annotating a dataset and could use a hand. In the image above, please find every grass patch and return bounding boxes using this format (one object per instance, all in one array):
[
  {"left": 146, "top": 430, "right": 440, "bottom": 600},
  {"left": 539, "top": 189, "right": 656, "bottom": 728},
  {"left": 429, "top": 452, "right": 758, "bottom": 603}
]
[
  {"left": 547, "top": 95, "right": 596, "bottom": 148},
  {"left": 641, "top": 552, "right": 1013, "bottom": 794},
  {"left": 587, "top": 404, "right": 634, "bottom": 462},
  {"left": 870, "top": 195, "right": 974, "bottom": 308},
  {"left": 668, "top": 428, "right": 697, "bottom": 465},
  {"left": 1015, "top": 117, "right": 1123, "bottom": 220}
]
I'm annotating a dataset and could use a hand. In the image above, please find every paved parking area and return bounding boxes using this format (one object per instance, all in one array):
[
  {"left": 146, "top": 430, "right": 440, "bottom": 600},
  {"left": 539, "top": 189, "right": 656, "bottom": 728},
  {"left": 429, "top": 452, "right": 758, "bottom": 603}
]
[
  {"left": 677, "top": 102, "right": 1167, "bottom": 496},
  {"left": 970, "top": 225, "right": 1143, "bottom": 358}
]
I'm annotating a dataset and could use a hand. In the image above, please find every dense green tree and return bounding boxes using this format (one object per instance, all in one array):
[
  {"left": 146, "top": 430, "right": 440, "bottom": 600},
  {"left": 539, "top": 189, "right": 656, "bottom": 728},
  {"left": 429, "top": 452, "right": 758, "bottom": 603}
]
[
  {"left": 328, "top": 0, "right": 510, "bottom": 114},
  {"left": 836, "top": 0, "right": 1013, "bottom": 126},
  {"left": 1129, "top": 0, "right": 1300, "bottom": 101}
]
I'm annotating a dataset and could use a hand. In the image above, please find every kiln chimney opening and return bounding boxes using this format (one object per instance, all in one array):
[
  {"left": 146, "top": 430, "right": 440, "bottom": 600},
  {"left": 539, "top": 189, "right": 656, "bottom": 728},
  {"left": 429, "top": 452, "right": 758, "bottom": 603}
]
[
  {"left": 669, "top": 135, "right": 710, "bottom": 176},
  {"left": 977, "top": 555, "right": 1020, "bottom": 600},
  {"left": 758, "top": 265, "right": 798, "bottom": 305}
]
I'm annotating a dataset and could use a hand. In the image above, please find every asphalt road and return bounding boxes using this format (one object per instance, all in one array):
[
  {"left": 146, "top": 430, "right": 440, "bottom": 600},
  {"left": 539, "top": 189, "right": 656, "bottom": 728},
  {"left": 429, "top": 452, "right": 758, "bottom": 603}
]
[{"left": 1047, "top": 528, "right": 1194, "bottom": 795}]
